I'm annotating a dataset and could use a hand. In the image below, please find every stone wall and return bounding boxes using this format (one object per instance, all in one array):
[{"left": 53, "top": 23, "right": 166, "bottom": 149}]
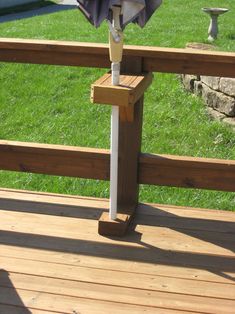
[
  {"left": 182, "top": 74, "right": 235, "bottom": 127},
  {"left": 0, "top": 0, "right": 39, "bottom": 9}
]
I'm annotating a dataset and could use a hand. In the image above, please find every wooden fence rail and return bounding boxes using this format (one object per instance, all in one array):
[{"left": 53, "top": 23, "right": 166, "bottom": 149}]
[
  {"left": 0, "top": 38, "right": 235, "bottom": 77},
  {"left": 0, "top": 140, "right": 235, "bottom": 192},
  {"left": 0, "top": 141, "right": 110, "bottom": 181},
  {"left": 139, "top": 153, "right": 235, "bottom": 192}
]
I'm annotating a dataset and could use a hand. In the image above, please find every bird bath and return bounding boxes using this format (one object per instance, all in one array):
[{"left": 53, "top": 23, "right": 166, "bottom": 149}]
[{"left": 202, "top": 7, "right": 229, "bottom": 41}]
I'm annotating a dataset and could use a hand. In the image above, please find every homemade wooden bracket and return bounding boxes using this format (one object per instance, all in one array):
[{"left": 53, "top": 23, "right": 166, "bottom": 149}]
[
  {"left": 91, "top": 72, "right": 153, "bottom": 122},
  {"left": 91, "top": 71, "right": 152, "bottom": 236},
  {"left": 98, "top": 209, "right": 134, "bottom": 236}
]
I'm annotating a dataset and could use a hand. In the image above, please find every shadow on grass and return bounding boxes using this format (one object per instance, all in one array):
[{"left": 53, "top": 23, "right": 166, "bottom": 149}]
[
  {"left": 228, "top": 34, "right": 235, "bottom": 40},
  {"left": 0, "top": 3, "right": 76, "bottom": 24}
]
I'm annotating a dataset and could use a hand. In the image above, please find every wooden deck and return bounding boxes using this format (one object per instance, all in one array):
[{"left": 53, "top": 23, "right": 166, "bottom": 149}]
[{"left": 0, "top": 188, "right": 234, "bottom": 313}]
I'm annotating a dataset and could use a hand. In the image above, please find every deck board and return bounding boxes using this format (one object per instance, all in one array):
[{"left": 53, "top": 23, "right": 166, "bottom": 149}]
[{"left": 0, "top": 189, "right": 234, "bottom": 313}]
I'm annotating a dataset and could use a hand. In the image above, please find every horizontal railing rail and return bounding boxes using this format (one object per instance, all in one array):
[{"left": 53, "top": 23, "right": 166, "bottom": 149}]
[
  {"left": 139, "top": 153, "right": 235, "bottom": 192},
  {"left": 1, "top": 140, "right": 235, "bottom": 192},
  {"left": 0, "top": 38, "right": 235, "bottom": 77},
  {"left": 0, "top": 141, "right": 110, "bottom": 181}
]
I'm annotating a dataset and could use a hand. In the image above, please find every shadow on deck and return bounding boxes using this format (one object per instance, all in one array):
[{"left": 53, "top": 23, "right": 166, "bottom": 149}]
[{"left": 0, "top": 188, "right": 234, "bottom": 313}]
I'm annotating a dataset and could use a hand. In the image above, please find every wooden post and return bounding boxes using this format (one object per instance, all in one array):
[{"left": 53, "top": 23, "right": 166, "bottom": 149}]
[
  {"left": 91, "top": 57, "right": 150, "bottom": 236},
  {"left": 118, "top": 56, "right": 144, "bottom": 208},
  {"left": 117, "top": 96, "right": 143, "bottom": 211},
  {"left": 117, "top": 58, "right": 143, "bottom": 210}
]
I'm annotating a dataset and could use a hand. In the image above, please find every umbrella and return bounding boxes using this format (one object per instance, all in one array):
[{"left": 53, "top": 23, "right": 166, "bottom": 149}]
[
  {"left": 77, "top": 0, "right": 162, "bottom": 220},
  {"left": 77, "top": 0, "right": 162, "bottom": 29}
]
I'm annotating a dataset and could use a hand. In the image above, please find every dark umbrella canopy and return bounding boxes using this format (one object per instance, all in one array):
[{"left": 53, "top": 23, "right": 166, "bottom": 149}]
[{"left": 77, "top": 0, "right": 162, "bottom": 29}]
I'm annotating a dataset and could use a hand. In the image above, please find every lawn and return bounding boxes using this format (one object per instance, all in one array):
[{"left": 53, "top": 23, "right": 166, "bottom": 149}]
[{"left": 0, "top": 0, "right": 234, "bottom": 210}]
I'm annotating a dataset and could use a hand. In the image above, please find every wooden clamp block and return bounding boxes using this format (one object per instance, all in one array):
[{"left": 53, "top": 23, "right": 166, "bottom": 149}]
[
  {"left": 91, "top": 72, "right": 153, "bottom": 122},
  {"left": 98, "top": 209, "right": 134, "bottom": 237}
]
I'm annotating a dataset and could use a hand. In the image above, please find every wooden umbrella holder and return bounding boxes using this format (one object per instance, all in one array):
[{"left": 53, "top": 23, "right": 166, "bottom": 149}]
[{"left": 91, "top": 71, "right": 153, "bottom": 236}]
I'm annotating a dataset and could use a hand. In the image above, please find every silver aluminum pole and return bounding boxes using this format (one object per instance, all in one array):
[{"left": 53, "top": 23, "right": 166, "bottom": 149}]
[{"left": 109, "top": 6, "right": 123, "bottom": 220}]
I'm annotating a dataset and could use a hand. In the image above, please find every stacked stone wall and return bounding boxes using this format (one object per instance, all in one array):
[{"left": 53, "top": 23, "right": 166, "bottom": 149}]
[{"left": 182, "top": 74, "right": 235, "bottom": 127}]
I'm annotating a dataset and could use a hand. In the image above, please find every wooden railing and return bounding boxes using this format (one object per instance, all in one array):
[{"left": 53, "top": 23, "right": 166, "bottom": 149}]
[
  {"left": 0, "top": 38, "right": 235, "bottom": 77},
  {"left": 0, "top": 38, "right": 235, "bottom": 233},
  {"left": 0, "top": 140, "right": 235, "bottom": 192}
]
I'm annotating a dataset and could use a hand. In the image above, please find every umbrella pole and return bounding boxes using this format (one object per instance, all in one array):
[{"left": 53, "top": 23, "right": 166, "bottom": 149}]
[
  {"left": 110, "top": 104, "right": 119, "bottom": 220},
  {"left": 110, "top": 61, "right": 120, "bottom": 220},
  {"left": 109, "top": 6, "right": 123, "bottom": 220}
]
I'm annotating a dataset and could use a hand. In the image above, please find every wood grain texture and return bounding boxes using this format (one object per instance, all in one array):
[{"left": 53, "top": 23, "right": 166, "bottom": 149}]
[
  {"left": 0, "top": 141, "right": 234, "bottom": 192},
  {"left": 0, "top": 189, "right": 234, "bottom": 313},
  {"left": 117, "top": 57, "right": 144, "bottom": 211},
  {"left": 139, "top": 153, "right": 235, "bottom": 192},
  {"left": 0, "top": 140, "right": 110, "bottom": 180},
  {"left": 91, "top": 72, "right": 153, "bottom": 107},
  {"left": 0, "top": 287, "right": 199, "bottom": 314},
  {"left": 0, "top": 272, "right": 234, "bottom": 313},
  {"left": 98, "top": 210, "right": 134, "bottom": 236},
  {"left": 0, "top": 38, "right": 234, "bottom": 76},
  {"left": 0, "top": 304, "right": 52, "bottom": 314},
  {"left": 1, "top": 208, "right": 234, "bottom": 254},
  {"left": 1, "top": 244, "right": 234, "bottom": 285}
]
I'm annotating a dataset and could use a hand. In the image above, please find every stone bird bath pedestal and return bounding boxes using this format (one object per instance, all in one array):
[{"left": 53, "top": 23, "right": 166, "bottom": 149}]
[{"left": 202, "top": 7, "right": 229, "bottom": 41}]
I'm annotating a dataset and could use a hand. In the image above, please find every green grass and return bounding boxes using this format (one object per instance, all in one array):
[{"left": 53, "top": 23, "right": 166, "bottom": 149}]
[{"left": 0, "top": 0, "right": 234, "bottom": 210}]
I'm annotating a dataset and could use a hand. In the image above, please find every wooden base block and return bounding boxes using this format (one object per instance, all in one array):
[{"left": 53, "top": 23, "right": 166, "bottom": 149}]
[{"left": 98, "top": 210, "right": 134, "bottom": 236}]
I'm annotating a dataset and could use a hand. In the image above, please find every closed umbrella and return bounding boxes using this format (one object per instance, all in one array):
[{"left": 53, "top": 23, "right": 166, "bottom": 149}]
[
  {"left": 77, "top": 0, "right": 162, "bottom": 220},
  {"left": 77, "top": 1, "right": 162, "bottom": 28}
]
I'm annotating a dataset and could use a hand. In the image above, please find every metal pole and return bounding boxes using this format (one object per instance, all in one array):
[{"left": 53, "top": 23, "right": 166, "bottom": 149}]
[
  {"left": 109, "top": 5, "right": 123, "bottom": 220},
  {"left": 110, "top": 104, "right": 119, "bottom": 220}
]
